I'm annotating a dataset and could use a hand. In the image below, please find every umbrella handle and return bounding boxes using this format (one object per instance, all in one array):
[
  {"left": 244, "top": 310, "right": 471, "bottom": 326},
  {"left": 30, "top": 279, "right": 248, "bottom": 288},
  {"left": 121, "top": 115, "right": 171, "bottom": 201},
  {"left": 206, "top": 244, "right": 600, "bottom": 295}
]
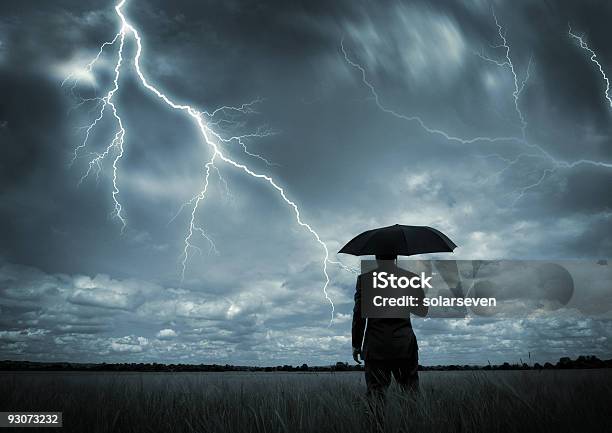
[{"left": 360, "top": 318, "right": 368, "bottom": 352}]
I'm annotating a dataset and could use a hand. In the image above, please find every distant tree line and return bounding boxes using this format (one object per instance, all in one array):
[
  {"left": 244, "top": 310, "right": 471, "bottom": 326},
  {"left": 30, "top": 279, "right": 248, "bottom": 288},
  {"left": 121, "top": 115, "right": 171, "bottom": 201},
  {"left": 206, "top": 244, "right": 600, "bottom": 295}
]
[{"left": 1, "top": 355, "right": 610, "bottom": 372}]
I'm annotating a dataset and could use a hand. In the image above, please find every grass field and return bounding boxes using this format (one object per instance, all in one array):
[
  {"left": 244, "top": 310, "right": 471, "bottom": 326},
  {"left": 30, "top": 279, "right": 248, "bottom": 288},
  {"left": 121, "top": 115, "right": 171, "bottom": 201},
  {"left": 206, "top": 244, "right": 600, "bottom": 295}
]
[{"left": 1, "top": 370, "right": 611, "bottom": 432}]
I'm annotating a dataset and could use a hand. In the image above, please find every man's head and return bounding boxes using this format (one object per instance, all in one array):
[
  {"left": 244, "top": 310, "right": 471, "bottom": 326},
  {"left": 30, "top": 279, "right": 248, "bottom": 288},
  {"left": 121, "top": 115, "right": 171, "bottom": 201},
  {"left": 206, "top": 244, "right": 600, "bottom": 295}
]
[{"left": 375, "top": 254, "right": 397, "bottom": 266}]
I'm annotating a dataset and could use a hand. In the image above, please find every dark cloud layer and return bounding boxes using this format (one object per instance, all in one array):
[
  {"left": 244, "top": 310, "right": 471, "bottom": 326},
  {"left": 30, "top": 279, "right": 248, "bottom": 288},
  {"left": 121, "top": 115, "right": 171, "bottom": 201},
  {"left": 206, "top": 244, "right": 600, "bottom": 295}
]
[{"left": 0, "top": 0, "right": 611, "bottom": 365}]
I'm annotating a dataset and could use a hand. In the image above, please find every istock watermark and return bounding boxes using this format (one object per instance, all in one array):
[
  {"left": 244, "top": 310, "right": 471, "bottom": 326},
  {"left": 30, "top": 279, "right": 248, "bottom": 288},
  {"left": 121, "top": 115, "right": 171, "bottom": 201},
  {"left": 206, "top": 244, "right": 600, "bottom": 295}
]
[
  {"left": 360, "top": 259, "right": 611, "bottom": 319},
  {"left": 372, "top": 271, "right": 433, "bottom": 289}
]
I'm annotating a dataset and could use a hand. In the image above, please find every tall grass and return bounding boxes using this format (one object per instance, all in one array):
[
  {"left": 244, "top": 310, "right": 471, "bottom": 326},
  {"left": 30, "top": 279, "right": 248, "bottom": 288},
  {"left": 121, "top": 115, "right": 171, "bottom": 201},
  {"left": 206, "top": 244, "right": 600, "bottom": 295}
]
[{"left": 1, "top": 370, "right": 610, "bottom": 432}]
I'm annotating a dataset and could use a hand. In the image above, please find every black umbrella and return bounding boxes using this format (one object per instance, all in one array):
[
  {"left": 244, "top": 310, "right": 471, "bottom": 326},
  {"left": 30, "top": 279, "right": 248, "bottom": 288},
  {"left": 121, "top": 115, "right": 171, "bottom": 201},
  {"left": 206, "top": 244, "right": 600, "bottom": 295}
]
[{"left": 338, "top": 224, "right": 457, "bottom": 256}]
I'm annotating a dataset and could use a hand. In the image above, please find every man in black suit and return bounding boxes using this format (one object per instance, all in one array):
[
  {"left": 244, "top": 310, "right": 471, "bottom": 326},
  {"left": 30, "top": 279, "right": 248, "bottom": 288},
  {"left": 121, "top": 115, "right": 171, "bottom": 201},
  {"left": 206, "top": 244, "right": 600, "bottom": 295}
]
[{"left": 352, "top": 254, "right": 428, "bottom": 397}]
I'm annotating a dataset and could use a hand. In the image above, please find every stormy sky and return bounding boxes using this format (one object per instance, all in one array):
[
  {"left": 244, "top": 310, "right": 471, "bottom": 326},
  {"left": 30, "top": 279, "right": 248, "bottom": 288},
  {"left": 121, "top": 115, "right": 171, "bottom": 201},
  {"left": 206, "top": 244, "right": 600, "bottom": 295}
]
[{"left": 1, "top": 0, "right": 611, "bottom": 366}]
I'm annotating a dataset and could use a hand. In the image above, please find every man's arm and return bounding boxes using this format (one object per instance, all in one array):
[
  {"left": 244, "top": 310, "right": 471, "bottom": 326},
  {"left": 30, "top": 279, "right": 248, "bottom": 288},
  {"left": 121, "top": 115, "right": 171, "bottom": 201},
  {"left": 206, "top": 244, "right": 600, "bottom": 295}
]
[{"left": 352, "top": 275, "right": 366, "bottom": 363}]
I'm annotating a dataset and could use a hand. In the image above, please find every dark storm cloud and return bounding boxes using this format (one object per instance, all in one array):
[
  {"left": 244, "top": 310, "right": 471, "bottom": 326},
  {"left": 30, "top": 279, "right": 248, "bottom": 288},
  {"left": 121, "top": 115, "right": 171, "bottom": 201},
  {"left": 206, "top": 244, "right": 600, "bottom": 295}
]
[{"left": 0, "top": 0, "right": 611, "bottom": 364}]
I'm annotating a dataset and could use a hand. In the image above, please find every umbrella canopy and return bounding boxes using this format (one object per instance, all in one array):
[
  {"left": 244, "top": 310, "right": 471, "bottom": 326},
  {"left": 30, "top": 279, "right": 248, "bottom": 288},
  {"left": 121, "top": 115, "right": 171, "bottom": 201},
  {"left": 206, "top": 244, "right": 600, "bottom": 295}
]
[{"left": 338, "top": 224, "right": 457, "bottom": 256}]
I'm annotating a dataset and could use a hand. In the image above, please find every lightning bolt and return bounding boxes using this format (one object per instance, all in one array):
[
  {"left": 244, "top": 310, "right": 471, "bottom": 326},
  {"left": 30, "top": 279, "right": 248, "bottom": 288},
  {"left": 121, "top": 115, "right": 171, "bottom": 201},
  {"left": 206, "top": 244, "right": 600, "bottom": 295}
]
[
  {"left": 340, "top": 38, "right": 524, "bottom": 145},
  {"left": 342, "top": 10, "right": 612, "bottom": 205},
  {"left": 484, "top": 15, "right": 612, "bottom": 204},
  {"left": 64, "top": 0, "right": 337, "bottom": 323},
  {"left": 568, "top": 25, "right": 612, "bottom": 109},
  {"left": 327, "top": 259, "right": 359, "bottom": 275},
  {"left": 475, "top": 12, "right": 532, "bottom": 140}
]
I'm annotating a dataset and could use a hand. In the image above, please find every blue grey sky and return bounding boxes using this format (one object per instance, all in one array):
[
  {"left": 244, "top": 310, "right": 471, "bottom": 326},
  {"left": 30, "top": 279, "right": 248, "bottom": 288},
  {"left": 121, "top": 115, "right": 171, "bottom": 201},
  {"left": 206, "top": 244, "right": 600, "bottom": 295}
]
[{"left": 0, "top": 0, "right": 611, "bottom": 365}]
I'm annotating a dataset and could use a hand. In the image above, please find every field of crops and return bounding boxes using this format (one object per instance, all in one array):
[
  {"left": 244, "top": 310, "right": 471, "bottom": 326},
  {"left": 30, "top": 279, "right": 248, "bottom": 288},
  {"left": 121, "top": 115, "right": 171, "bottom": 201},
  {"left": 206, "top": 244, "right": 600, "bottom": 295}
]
[{"left": 1, "top": 370, "right": 611, "bottom": 432}]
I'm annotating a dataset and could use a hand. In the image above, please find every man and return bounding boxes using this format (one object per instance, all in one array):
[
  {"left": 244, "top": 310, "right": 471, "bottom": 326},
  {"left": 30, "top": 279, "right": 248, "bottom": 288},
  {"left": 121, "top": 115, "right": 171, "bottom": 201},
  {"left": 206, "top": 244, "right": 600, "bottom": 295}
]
[{"left": 352, "top": 254, "right": 428, "bottom": 397}]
